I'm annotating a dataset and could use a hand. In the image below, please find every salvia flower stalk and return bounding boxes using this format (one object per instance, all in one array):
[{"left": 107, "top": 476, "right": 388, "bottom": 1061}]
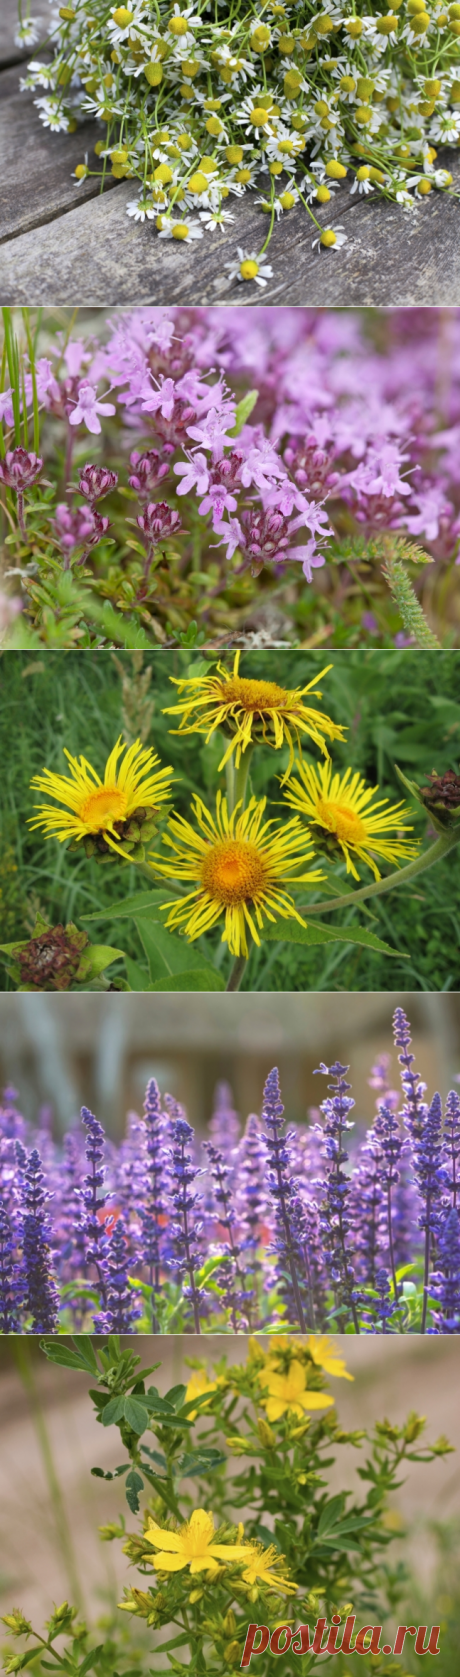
[{"left": 2, "top": 1007, "right": 460, "bottom": 1334}]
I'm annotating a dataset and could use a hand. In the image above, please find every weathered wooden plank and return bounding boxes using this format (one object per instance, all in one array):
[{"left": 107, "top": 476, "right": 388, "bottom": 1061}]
[
  {"left": 0, "top": 68, "right": 117, "bottom": 241},
  {"left": 2, "top": 159, "right": 460, "bottom": 305}
]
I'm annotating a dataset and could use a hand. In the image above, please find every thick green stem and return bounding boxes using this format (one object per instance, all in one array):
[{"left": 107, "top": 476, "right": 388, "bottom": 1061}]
[
  {"left": 226, "top": 743, "right": 254, "bottom": 815},
  {"left": 226, "top": 954, "right": 247, "bottom": 992},
  {"left": 301, "top": 831, "right": 460, "bottom": 917}
]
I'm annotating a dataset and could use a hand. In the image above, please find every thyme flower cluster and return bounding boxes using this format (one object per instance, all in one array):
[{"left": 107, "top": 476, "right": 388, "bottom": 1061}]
[
  {"left": 1, "top": 1007, "right": 460, "bottom": 1334},
  {"left": 19, "top": 0, "right": 460, "bottom": 270},
  {"left": 4, "top": 307, "right": 460, "bottom": 648}
]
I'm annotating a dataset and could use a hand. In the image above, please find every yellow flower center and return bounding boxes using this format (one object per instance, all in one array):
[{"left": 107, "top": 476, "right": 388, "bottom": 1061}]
[
  {"left": 223, "top": 676, "right": 289, "bottom": 712},
  {"left": 201, "top": 839, "right": 269, "bottom": 904},
  {"left": 317, "top": 798, "right": 366, "bottom": 845},
  {"left": 240, "top": 260, "right": 259, "bottom": 279},
  {"left": 80, "top": 785, "right": 128, "bottom": 831}
]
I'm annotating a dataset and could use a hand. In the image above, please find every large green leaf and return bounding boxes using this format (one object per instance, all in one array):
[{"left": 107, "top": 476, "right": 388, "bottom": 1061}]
[
  {"left": 133, "top": 916, "right": 217, "bottom": 982},
  {"left": 82, "top": 890, "right": 171, "bottom": 923},
  {"left": 262, "top": 916, "right": 406, "bottom": 959},
  {"left": 147, "top": 969, "right": 225, "bottom": 992}
]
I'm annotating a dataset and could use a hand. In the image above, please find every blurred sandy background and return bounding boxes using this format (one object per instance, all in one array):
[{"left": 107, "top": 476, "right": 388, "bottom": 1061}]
[
  {"left": 0, "top": 991, "right": 459, "bottom": 1138},
  {"left": 0, "top": 1336, "right": 459, "bottom": 1628}
]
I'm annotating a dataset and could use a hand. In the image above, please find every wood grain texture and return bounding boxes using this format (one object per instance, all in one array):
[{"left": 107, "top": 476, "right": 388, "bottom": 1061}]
[
  {"left": 0, "top": 69, "right": 117, "bottom": 243},
  {"left": 0, "top": 0, "right": 46, "bottom": 63},
  {"left": 2, "top": 0, "right": 460, "bottom": 305}
]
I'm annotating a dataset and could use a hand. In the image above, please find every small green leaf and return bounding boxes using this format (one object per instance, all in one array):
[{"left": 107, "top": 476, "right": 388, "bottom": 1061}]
[
  {"left": 125, "top": 1469, "right": 144, "bottom": 1513},
  {"left": 101, "top": 1395, "right": 126, "bottom": 1426},
  {"left": 124, "top": 1395, "right": 151, "bottom": 1434},
  {"left": 75, "top": 944, "right": 126, "bottom": 981},
  {"left": 227, "top": 389, "right": 259, "bottom": 436},
  {"left": 148, "top": 967, "right": 225, "bottom": 992}
]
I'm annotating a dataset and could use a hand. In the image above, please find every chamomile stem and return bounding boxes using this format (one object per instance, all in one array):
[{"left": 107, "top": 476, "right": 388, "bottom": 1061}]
[{"left": 302, "top": 830, "right": 460, "bottom": 916}]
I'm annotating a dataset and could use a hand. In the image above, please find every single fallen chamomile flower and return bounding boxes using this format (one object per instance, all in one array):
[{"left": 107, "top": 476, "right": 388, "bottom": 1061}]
[
  {"left": 126, "top": 198, "right": 157, "bottom": 221},
  {"left": 157, "top": 217, "right": 204, "bottom": 240},
  {"left": 142, "top": 1509, "right": 249, "bottom": 1576},
  {"left": 283, "top": 759, "right": 420, "bottom": 881},
  {"left": 29, "top": 737, "right": 175, "bottom": 860},
  {"left": 164, "top": 652, "right": 345, "bottom": 773},
  {"left": 199, "top": 208, "right": 235, "bottom": 231},
  {"left": 312, "top": 225, "right": 348, "bottom": 252},
  {"left": 224, "top": 248, "right": 273, "bottom": 287},
  {"left": 149, "top": 791, "right": 325, "bottom": 959}
]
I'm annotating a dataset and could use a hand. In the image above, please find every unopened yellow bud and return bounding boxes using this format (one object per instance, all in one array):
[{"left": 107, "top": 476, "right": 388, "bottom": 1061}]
[
  {"left": 144, "top": 62, "right": 163, "bottom": 85},
  {"left": 257, "top": 1417, "right": 276, "bottom": 1448},
  {"left": 326, "top": 158, "right": 347, "bottom": 177}
]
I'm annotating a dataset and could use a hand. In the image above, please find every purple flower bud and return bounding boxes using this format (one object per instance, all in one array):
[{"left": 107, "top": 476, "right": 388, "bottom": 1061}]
[
  {"left": 129, "top": 448, "right": 172, "bottom": 495},
  {"left": 0, "top": 447, "right": 43, "bottom": 491},
  {"left": 136, "top": 502, "right": 183, "bottom": 542},
  {"left": 78, "top": 464, "right": 118, "bottom": 502}
]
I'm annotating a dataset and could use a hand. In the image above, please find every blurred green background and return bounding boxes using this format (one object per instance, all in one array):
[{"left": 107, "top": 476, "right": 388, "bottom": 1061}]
[{"left": 1, "top": 647, "right": 460, "bottom": 990}]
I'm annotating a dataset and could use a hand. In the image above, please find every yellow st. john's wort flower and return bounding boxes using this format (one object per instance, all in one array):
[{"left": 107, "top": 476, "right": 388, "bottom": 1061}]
[
  {"left": 260, "top": 1359, "right": 334, "bottom": 1423},
  {"left": 282, "top": 758, "right": 420, "bottom": 881},
  {"left": 307, "top": 1337, "right": 354, "bottom": 1381},
  {"left": 240, "top": 1544, "right": 298, "bottom": 1596},
  {"left": 29, "top": 737, "right": 174, "bottom": 860},
  {"left": 164, "top": 651, "right": 345, "bottom": 775},
  {"left": 149, "top": 791, "right": 325, "bottom": 958},
  {"left": 184, "top": 1369, "right": 221, "bottom": 1418},
  {"left": 143, "top": 1508, "right": 250, "bottom": 1576}
]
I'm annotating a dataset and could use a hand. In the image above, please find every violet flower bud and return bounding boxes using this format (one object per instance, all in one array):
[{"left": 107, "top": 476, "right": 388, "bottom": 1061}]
[
  {"left": 129, "top": 449, "right": 172, "bottom": 495},
  {"left": 0, "top": 447, "right": 43, "bottom": 491},
  {"left": 136, "top": 502, "right": 183, "bottom": 542},
  {"left": 78, "top": 464, "right": 118, "bottom": 502}
]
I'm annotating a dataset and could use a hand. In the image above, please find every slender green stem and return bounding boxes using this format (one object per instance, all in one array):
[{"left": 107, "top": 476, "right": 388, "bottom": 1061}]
[
  {"left": 12, "top": 1343, "right": 83, "bottom": 1610},
  {"left": 234, "top": 743, "right": 255, "bottom": 811},
  {"left": 301, "top": 831, "right": 460, "bottom": 916},
  {"left": 226, "top": 953, "right": 247, "bottom": 991}
]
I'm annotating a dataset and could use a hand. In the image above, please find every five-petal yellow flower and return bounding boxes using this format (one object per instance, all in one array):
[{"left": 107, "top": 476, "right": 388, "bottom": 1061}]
[
  {"left": 144, "top": 1509, "right": 249, "bottom": 1576},
  {"left": 240, "top": 1544, "right": 297, "bottom": 1595},
  {"left": 260, "top": 1360, "right": 334, "bottom": 1423}
]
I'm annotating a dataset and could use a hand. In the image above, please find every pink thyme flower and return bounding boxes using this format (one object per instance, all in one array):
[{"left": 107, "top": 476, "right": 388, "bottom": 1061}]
[{"left": 68, "top": 382, "right": 116, "bottom": 434}]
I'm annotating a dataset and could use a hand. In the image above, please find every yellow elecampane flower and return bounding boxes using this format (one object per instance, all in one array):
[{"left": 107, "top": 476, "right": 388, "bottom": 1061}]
[
  {"left": 163, "top": 650, "right": 346, "bottom": 776},
  {"left": 144, "top": 1508, "right": 250, "bottom": 1576},
  {"left": 283, "top": 758, "right": 420, "bottom": 881},
  {"left": 307, "top": 1337, "right": 354, "bottom": 1381},
  {"left": 260, "top": 1360, "right": 334, "bottom": 1423},
  {"left": 29, "top": 737, "right": 174, "bottom": 859},
  {"left": 241, "top": 1543, "right": 297, "bottom": 1595},
  {"left": 149, "top": 790, "right": 325, "bottom": 957}
]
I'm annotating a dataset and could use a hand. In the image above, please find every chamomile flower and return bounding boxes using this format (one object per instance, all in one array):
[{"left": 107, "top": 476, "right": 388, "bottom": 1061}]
[
  {"left": 15, "top": 17, "right": 40, "bottom": 47},
  {"left": 126, "top": 197, "right": 157, "bottom": 220},
  {"left": 107, "top": 4, "right": 148, "bottom": 45},
  {"left": 23, "top": 60, "right": 56, "bottom": 87},
  {"left": 430, "top": 108, "right": 460, "bottom": 142},
  {"left": 223, "top": 248, "right": 274, "bottom": 286},
  {"left": 312, "top": 225, "right": 348, "bottom": 252},
  {"left": 34, "top": 97, "right": 70, "bottom": 130},
  {"left": 350, "top": 169, "right": 374, "bottom": 194},
  {"left": 199, "top": 207, "right": 235, "bottom": 230},
  {"left": 157, "top": 217, "right": 204, "bottom": 239}
]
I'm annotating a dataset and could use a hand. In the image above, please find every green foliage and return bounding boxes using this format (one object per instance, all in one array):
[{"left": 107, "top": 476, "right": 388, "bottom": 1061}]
[
  {"left": 1, "top": 1337, "right": 453, "bottom": 1677},
  {"left": 2, "top": 648, "right": 460, "bottom": 990}
]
